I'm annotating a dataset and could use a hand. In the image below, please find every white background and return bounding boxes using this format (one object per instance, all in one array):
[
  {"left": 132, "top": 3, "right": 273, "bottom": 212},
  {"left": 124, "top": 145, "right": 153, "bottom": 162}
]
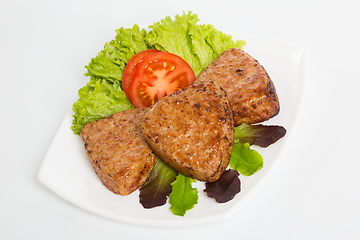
[{"left": 1, "top": 0, "right": 359, "bottom": 239}]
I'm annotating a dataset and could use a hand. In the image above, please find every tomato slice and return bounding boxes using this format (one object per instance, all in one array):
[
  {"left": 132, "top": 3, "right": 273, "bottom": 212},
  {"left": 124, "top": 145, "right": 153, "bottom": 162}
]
[
  {"left": 122, "top": 49, "right": 161, "bottom": 99},
  {"left": 128, "top": 52, "right": 196, "bottom": 108}
]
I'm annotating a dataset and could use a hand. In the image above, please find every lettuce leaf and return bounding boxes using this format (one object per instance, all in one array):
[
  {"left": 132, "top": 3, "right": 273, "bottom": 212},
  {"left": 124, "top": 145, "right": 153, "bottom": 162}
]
[
  {"left": 234, "top": 123, "right": 287, "bottom": 147},
  {"left": 189, "top": 24, "right": 246, "bottom": 73},
  {"left": 204, "top": 169, "right": 241, "bottom": 203},
  {"left": 71, "top": 78, "right": 133, "bottom": 134},
  {"left": 139, "top": 159, "right": 178, "bottom": 209},
  {"left": 169, "top": 174, "right": 198, "bottom": 216},
  {"left": 229, "top": 141, "right": 264, "bottom": 176},
  {"left": 145, "top": 11, "right": 246, "bottom": 76},
  {"left": 85, "top": 25, "right": 149, "bottom": 83},
  {"left": 72, "top": 26, "right": 148, "bottom": 134}
]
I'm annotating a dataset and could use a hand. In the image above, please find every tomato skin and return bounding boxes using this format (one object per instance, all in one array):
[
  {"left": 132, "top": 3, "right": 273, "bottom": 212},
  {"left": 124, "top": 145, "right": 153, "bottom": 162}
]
[
  {"left": 122, "top": 49, "right": 161, "bottom": 99},
  {"left": 128, "top": 51, "right": 196, "bottom": 108}
]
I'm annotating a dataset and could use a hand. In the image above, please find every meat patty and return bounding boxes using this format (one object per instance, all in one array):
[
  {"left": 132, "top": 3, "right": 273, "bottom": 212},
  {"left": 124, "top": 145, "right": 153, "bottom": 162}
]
[
  {"left": 195, "top": 48, "right": 280, "bottom": 126},
  {"left": 81, "top": 108, "right": 157, "bottom": 195},
  {"left": 140, "top": 81, "right": 234, "bottom": 182}
]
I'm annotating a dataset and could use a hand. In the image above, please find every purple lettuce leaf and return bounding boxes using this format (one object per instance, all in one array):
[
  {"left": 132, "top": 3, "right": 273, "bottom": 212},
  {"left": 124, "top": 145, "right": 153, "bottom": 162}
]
[
  {"left": 204, "top": 169, "right": 241, "bottom": 203},
  {"left": 234, "top": 123, "right": 286, "bottom": 147},
  {"left": 139, "top": 159, "right": 178, "bottom": 209}
]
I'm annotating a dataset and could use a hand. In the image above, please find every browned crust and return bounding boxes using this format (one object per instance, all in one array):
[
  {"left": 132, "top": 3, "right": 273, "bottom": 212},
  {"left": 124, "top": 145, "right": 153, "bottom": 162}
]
[
  {"left": 195, "top": 48, "right": 280, "bottom": 126},
  {"left": 81, "top": 108, "right": 157, "bottom": 195},
  {"left": 141, "top": 81, "right": 234, "bottom": 182}
]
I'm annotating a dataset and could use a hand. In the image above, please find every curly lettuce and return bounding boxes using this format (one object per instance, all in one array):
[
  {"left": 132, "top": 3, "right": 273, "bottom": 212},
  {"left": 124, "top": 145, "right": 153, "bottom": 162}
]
[
  {"left": 71, "top": 25, "right": 149, "bottom": 134},
  {"left": 146, "top": 11, "right": 246, "bottom": 76},
  {"left": 71, "top": 79, "right": 134, "bottom": 134},
  {"left": 84, "top": 25, "right": 149, "bottom": 83}
]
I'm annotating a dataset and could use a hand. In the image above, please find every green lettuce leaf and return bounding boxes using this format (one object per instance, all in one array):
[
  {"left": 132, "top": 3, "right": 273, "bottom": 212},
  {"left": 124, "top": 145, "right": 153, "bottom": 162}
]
[
  {"left": 145, "top": 11, "right": 245, "bottom": 76},
  {"left": 72, "top": 25, "right": 149, "bottom": 134},
  {"left": 145, "top": 12, "right": 199, "bottom": 72},
  {"left": 71, "top": 78, "right": 133, "bottom": 134},
  {"left": 85, "top": 25, "right": 149, "bottom": 83},
  {"left": 229, "top": 141, "right": 264, "bottom": 176},
  {"left": 169, "top": 174, "right": 198, "bottom": 216},
  {"left": 189, "top": 23, "right": 246, "bottom": 74}
]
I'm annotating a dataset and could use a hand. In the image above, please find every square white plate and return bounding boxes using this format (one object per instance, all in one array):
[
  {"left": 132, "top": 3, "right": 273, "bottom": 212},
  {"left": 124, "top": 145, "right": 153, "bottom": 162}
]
[{"left": 38, "top": 31, "right": 306, "bottom": 227}]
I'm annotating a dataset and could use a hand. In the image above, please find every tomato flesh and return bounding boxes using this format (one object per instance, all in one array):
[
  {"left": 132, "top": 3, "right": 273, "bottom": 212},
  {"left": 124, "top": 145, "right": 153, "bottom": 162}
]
[
  {"left": 128, "top": 51, "right": 196, "bottom": 108},
  {"left": 122, "top": 49, "right": 160, "bottom": 99}
]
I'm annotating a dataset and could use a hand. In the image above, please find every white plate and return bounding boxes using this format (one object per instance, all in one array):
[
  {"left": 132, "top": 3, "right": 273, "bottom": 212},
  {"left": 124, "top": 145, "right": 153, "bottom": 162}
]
[{"left": 38, "top": 32, "right": 306, "bottom": 227}]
